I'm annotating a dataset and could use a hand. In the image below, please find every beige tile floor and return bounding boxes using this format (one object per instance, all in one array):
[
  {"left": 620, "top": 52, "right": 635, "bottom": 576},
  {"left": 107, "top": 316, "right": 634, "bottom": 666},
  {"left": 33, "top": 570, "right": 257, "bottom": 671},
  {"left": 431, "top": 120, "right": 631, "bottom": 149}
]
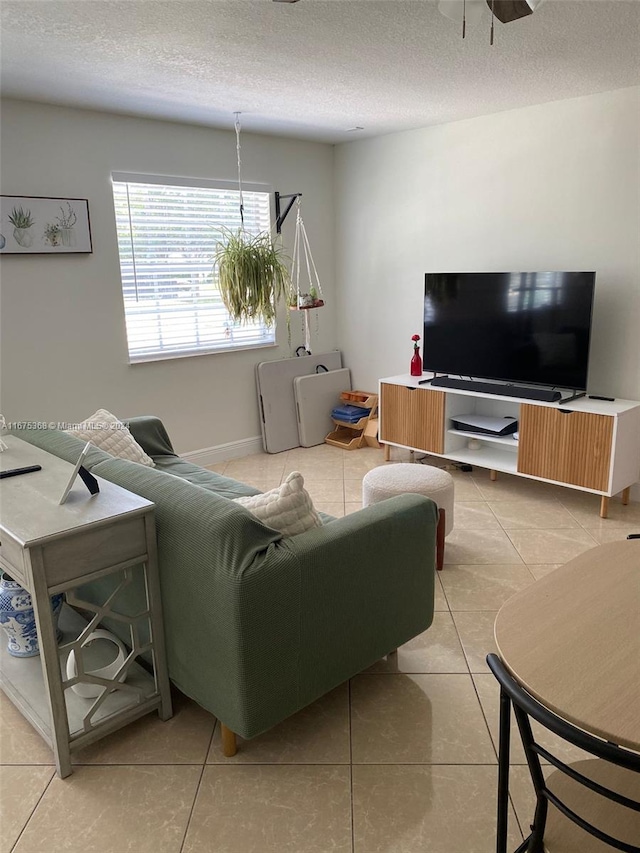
[{"left": 1, "top": 444, "right": 638, "bottom": 852}]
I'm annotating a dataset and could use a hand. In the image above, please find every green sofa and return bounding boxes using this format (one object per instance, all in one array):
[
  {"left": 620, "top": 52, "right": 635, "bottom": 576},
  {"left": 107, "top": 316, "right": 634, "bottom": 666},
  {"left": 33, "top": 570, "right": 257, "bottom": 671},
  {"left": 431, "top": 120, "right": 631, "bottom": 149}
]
[{"left": 17, "top": 417, "right": 437, "bottom": 754}]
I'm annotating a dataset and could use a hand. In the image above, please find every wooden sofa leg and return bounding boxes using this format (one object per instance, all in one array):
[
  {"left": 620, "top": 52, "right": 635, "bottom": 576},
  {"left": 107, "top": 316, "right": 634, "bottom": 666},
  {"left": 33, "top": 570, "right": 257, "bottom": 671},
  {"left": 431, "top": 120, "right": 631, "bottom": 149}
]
[
  {"left": 436, "top": 508, "right": 445, "bottom": 571},
  {"left": 221, "top": 723, "right": 237, "bottom": 757},
  {"left": 622, "top": 486, "right": 630, "bottom": 506}
]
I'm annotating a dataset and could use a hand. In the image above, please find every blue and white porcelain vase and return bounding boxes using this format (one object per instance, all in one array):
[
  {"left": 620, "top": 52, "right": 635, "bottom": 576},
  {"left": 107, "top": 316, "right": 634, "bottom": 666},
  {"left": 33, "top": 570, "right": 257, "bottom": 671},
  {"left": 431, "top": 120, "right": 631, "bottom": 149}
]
[{"left": 0, "top": 572, "right": 63, "bottom": 657}]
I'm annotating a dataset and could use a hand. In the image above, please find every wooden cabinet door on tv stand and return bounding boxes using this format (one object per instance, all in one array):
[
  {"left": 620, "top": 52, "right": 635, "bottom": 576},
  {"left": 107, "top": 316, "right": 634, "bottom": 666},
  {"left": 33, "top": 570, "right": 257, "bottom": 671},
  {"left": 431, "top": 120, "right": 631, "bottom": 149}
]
[
  {"left": 379, "top": 384, "right": 445, "bottom": 455},
  {"left": 517, "top": 405, "right": 613, "bottom": 491}
]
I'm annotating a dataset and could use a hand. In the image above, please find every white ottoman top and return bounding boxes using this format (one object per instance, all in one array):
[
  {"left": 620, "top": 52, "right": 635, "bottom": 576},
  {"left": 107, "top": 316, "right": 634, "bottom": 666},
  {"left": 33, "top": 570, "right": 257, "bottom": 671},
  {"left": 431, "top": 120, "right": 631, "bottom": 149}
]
[{"left": 363, "top": 463, "right": 454, "bottom": 501}]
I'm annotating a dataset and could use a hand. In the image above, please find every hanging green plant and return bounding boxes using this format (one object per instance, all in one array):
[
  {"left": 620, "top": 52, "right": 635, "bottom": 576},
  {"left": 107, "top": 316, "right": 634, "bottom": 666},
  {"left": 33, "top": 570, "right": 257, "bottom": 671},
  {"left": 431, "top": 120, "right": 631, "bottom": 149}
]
[
  {"left": 212, "top": 113, "right": 292, "bottom": 328},
  {"left": 213, "top": 227, "right": 291, "bottom": 326}
]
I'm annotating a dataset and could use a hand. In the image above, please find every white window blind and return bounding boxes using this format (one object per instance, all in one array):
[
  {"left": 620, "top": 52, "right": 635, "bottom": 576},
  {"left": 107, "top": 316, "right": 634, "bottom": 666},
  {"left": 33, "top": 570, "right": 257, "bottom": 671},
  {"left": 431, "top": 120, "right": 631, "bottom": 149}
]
[{"left": 112, "top": 174, "right": 275, "bottom": 363}]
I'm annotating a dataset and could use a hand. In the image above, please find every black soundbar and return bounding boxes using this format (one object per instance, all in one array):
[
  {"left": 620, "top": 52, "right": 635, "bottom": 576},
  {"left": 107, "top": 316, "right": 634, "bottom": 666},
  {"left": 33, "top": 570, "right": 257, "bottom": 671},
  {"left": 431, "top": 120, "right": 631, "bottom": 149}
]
[{"left": 428, "top": 376, "right": 562, "bottom": 402}]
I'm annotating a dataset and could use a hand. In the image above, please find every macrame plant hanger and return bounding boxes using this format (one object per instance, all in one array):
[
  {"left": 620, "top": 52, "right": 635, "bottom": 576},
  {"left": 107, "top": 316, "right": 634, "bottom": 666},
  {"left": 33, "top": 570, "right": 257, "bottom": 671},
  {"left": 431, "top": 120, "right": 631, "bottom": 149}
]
[
  {"left": 234, "top": 112, "right": 245, "bottom": 228},
  {"left": 290, "top": 197, "right": 325, "bottom": 354}
]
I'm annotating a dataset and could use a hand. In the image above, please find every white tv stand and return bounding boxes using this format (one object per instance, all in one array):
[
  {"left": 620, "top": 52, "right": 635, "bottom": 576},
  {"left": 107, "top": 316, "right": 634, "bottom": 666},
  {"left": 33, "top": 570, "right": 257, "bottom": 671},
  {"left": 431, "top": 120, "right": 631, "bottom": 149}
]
[{"left": 378, "top": 374, "right": 640, "bottom": 518}]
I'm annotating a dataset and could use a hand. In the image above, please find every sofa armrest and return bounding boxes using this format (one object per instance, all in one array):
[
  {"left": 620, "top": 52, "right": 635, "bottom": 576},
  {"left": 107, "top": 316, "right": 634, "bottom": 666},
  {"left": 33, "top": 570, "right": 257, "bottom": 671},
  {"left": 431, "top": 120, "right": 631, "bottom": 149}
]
[
  {"left": 279, "top": 493, "right": 437, "bottom": 707},
  {"left": 125, "top": 416, "right": 177, "bottom": 458},
  {"left": 218, "top": 493, "right": 437, "bottom": 735}
]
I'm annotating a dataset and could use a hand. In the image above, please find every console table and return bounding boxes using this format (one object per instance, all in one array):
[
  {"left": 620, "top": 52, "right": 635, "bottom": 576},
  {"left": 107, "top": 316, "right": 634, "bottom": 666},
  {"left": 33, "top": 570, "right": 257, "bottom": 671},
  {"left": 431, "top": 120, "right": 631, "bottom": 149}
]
[
  {"left": 0, "top": 437, "right": 173, "bottom": 777},
  {"left": 379, "top": 374, "right": 640, "bottom": 517}
]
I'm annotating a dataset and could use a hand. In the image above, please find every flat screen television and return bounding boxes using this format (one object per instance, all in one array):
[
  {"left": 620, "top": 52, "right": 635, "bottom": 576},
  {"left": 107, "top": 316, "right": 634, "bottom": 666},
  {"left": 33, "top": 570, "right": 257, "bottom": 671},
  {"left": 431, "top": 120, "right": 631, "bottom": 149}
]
[{"left": 423, "top": 272, "right": 595, "bottom": 391}]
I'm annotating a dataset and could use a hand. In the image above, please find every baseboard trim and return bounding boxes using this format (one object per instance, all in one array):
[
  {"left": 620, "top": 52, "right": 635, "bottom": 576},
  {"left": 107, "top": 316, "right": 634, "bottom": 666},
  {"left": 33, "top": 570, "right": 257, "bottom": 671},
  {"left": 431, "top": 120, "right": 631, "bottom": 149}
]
[{"left": 182, "top": 436, "right": 264, "bottom": 468}]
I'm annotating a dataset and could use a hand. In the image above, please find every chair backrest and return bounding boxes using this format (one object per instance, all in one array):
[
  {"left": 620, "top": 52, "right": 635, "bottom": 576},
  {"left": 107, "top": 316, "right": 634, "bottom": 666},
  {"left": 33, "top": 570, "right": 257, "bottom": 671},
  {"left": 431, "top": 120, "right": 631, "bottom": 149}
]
[{"left": 486, "top": 653, "right": 640, "bottom": 852}]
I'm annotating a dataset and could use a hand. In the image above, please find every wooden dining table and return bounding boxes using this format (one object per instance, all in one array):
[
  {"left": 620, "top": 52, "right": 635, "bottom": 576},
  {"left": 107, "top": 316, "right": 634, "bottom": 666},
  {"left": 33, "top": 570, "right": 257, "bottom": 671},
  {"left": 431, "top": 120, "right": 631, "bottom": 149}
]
[{"left": 492, "top": 538, "right": 640, "bottom": 850}]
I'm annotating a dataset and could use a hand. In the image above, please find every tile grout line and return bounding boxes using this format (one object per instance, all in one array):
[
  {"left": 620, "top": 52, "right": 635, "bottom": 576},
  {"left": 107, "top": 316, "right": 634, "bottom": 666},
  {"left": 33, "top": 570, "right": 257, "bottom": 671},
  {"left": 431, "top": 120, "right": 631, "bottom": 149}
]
[
  {"left": 177, "top": 717, "right": 218, "bottom": 853},
  {"left": 448, "top": 605, "right": 473, "bottom": 679},
  {"left": 468, "top": 672, "right": 526, "bottom": 844},
  {"left": 448, "top": 495, "right": 530, "bottom": 846},
  {"left": 9, "top": 766, "right": 56, "bottom": 853},
  {"left": 438, "top": 574, "right": 453, "bottom": 613}
]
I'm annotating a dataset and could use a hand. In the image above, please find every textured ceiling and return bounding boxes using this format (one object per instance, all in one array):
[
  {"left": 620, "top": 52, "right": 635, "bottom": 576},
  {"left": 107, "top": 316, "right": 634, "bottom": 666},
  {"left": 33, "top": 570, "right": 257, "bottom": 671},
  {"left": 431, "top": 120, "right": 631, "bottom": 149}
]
[{"left": 1, "top": 0, "right": 639, "bottom": 142}]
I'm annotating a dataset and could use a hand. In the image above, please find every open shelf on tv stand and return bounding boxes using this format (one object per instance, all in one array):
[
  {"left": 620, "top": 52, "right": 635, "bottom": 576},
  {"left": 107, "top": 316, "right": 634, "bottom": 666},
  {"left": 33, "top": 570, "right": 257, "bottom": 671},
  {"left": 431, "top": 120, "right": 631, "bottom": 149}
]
[
  {"left": 378, "top": 374, "right": 640, "bottom": 519},
  {"left": 423, "top": 375, "right": 586, "bottom": 405}
]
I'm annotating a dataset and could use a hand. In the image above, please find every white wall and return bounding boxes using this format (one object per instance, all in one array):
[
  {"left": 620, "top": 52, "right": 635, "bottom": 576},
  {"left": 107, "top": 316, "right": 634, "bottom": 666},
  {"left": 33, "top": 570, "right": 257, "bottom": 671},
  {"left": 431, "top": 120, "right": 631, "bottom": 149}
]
[
  {"left": 3, "top": 89, "right": 639, "bottom": 458},
  {"left": 0, "top": 100, "right": 336, "bottom": 453},
  {"left": 334, "top": 87, "right": 640, "bottom": 402}
]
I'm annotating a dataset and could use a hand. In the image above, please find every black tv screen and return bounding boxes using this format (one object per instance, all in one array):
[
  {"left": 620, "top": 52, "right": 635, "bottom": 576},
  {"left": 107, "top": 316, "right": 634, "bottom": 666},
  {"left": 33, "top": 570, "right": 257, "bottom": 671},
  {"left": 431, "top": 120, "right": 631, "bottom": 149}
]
[{"left": 423, "top": 272, "right": 595, "bottom": 390}]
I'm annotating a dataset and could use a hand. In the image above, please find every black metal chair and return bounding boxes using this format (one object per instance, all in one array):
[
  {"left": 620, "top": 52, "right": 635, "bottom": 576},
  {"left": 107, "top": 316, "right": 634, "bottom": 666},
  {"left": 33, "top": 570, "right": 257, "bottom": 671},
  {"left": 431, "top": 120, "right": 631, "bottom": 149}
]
[{"left": 486, "top": 653, "right": 640, "bottom": 852}]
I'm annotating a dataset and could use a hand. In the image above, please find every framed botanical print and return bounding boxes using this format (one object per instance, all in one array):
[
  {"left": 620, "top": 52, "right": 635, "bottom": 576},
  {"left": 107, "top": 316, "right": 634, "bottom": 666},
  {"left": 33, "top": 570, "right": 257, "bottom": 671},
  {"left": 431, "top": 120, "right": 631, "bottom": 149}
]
[{"left": 0, "top": 196, "right": 92, "bottom": 254}]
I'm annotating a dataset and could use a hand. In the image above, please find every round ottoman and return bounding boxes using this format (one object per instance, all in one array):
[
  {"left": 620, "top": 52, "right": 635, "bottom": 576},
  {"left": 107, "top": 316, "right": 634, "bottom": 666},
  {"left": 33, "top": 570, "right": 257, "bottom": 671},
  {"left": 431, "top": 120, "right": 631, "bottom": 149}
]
[{"left": 362, "top": 463, "right": 454, "bottom": 570}]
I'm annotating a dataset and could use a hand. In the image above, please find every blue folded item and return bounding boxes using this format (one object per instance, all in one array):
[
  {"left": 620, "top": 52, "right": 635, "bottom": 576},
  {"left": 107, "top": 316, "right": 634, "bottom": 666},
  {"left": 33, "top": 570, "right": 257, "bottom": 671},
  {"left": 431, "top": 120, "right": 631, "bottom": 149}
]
[{"left": 331, "top": 405, "right": 371, "bottom": 422}]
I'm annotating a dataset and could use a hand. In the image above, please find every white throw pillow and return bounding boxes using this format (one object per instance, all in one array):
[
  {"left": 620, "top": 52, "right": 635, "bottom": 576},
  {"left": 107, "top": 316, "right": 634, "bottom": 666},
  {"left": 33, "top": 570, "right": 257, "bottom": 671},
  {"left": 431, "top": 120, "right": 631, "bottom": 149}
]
[
  {"left": 233, "top": 471, "right": 322, "bottom": 536},
  {"left": 66, "top": 409, "right": 155, "bottom": 467}
]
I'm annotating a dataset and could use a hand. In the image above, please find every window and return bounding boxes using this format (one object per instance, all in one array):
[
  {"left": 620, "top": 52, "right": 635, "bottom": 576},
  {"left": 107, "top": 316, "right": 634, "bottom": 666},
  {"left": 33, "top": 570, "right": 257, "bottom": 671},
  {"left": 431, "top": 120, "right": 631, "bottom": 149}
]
[{"left": 112, "top": 173, "right": 275, "bottom": 363}]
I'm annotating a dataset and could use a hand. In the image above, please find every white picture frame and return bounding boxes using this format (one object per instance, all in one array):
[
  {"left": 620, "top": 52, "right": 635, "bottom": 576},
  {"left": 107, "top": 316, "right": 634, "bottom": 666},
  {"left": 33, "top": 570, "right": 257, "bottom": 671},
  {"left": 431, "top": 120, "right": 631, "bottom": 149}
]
[
  {"left": 0, "top": 195, "right": 92, "bottom": 254},
  {"left": 59, "top": 441, "right": 93, "bottom": 505}
]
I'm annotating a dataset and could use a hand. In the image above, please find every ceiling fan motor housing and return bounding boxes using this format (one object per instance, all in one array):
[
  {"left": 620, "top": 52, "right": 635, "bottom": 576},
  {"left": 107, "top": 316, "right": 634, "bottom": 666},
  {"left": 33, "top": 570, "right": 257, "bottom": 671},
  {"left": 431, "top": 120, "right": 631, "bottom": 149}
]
[{"left": 488, "top": 0, "right": 536, "bottom": 24}]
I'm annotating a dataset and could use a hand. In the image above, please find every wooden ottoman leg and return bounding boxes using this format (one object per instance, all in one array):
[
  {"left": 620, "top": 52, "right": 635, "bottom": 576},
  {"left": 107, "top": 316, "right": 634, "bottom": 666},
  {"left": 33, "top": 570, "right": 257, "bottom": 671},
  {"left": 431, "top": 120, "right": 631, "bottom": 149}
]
[
  {"left": 436, "top": 508, "right": 445, "bottom": 571},
  {"left": 221, "top": 723, "right": 237, "bottom": 757},
  {"left": 622, "top": 486, "right": 630, "bottom": 506}
]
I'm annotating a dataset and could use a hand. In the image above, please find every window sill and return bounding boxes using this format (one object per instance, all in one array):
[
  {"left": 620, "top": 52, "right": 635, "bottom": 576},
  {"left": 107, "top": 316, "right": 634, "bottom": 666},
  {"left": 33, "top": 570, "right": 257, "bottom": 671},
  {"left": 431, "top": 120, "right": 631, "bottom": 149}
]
[{"left": 128, "top": 341, "right": 277, "bottom": 365}]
